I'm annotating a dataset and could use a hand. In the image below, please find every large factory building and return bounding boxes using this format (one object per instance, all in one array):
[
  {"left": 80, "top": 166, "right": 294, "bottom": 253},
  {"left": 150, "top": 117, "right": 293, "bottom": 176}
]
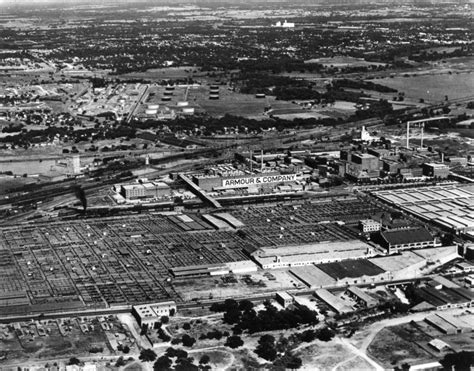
[{"left": 193, "top": 170, "right": 299, "bottom": 192}]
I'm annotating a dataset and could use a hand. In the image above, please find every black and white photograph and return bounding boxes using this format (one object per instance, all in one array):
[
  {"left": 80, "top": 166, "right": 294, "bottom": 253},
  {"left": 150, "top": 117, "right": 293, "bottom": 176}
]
[{"left": 0, "top": 0, "right": 473, "bottom": 369}]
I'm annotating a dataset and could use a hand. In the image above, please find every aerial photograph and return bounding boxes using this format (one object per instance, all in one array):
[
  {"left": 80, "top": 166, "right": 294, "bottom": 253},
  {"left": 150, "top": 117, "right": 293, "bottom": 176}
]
[{"left": 0, "top": 0, "right": 473, "bottom": 370}]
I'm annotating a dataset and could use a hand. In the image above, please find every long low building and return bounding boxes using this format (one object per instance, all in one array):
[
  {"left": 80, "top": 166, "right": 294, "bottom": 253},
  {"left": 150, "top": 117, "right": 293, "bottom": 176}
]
[
  {"left": 251, "top": 240, "right": 375, "bottom": 269},
  {"left": 170, "top": 260, "right": 257, "bottom": 278},
  {"left": 314, "top": 289, "right": 353, "bottom": 314},
  {"left": 290, "top": 246, "right": 459, "bottom": 288},
  {"left": 379, "top": 227, "right": 435, "bottom": 254}
]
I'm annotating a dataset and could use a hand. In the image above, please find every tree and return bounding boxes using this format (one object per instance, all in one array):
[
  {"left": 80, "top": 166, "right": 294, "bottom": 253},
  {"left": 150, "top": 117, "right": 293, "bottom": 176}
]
[
  {"left": 175, "top": 357, "right": 198, "bottom": 371},
  {"left": 115, "top": 356, "right": 126, "bottom": 367},
  {"left": 225, "top": 335, "right": 244, "bottom": 349},
  {"left": 182, "top": 322, "right": 191, "bottom": 330},
  {"left": 161, "top": 315, "right": 169, "bottom": 324},
  {"left": 199, "top": 355, "right": 210, "bottom": 365},
  {"left": 122, "top": 345, "right": 130, "bottom": 354},
  {"left": 316, "top": 327, "right": 335, "bottom": 342},
  {"left": 440, "top": 351, "right": 474, "bottom": 370},
  {"left": 255, "top": 334, "right": 277, "bottom": 361},
  {"left": 182, "top": 334, "right": 196, "bottom": 347},
  {"left": 239, "top": 299, "right": 254, "bottom": 312},
  {"left": 139, "top": 348, "right": 157, "bottom": 362},
  {"left": 67, "top": 358, "right": 81, "bottom": 366},
  {"left": 153, "top": 355, "right": 172, "bottom": 371},
  {"left": 166, "top": 347, "right": 188, "bottom": 359}
]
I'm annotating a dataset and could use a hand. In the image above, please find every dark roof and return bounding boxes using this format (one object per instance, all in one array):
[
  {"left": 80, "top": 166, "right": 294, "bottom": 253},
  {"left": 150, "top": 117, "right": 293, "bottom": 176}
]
[
  {"left": 317, "top": 259, "right": 385, "bottom": 280},
  {"left": 381, "top": 227, "right": 433, "bottom": 246}
]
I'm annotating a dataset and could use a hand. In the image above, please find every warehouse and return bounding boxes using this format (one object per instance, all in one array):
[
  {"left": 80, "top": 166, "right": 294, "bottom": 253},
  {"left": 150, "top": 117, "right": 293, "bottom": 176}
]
[
  {"left": 251, "top": 240, "right": 375, "bottom": 269},
  {"left": 425, "top": 314, "right": 459, "bottom": 335},
  {"left": 170, "top": 260, "right": 257, "bottom": 278},
  {"left": 373, "top": 185, "right": 474, "bottom": 235},
  {"left": 314, "top": 289, "right": 353, "bottom": 314},
  {"left": 346, "top": 286, "right": 379, "bottom": 308},
  {"left": 379, "top": 227, "right": 435, "bottom": 253}
]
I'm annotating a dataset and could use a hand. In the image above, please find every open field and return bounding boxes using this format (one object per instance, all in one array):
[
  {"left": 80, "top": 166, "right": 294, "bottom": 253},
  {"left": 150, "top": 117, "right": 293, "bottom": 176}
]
[
  {"left": 367, "top": 325, "right": 433, "bottom": 368},
  {"left": 305, "top": 57, "right": 386, "bottom": 68},
  {"left": 188, "top": 86, "right": 297, "bottom": 118},
  {"left": 376, "top": 72, "right": 474, "bottom": 103},
  {"left": 295, "top": 338, "right": 365, "bottom": 371}
]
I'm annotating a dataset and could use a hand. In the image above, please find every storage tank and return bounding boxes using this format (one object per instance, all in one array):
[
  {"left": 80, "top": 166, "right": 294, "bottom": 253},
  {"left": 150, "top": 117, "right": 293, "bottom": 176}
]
[
  {"left": 145, "top": 109, "right": 157, "bottom": 115},
  {"left": 165, "top": 85, "right": 175, "bottom": 91},
  {"left": 209, "top": 94, "right": 220, "bottom": 100},
  {"left": 177, "top": 101, "right": 189, "bottom": 107},
  {"left": 148, "top": 104, "right": 159, "bottom": 110},
  {"left": 162, "top": 96, "right": 172, "bottom": 101},
  {"left": 164, "top": 90, "right": 173, "bottom": 96}
]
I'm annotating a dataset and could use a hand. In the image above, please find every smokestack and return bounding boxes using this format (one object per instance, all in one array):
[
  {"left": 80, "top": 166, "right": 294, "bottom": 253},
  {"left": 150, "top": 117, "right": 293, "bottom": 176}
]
[
  {"left": 420, "top": 123, "right": 424, "bottom": 149},
  {"left": 406, "top": 121, "right": 410, "bottom": 149},
  {"left": 441, "top": 152, "right": 444, "bottom": 163},
  {"left": 74, "top": 185, "right": 87, "bottom": 212},
  {"left": 261, "top": 149, "right": 264, "bottom": 171}
]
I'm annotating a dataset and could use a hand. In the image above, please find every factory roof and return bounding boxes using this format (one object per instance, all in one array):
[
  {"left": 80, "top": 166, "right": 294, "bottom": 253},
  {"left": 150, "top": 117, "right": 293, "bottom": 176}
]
[
  {"left": 346, "top": 286, "right": 378, "bottom": 306},
  {"left": 370, "top": 251, "right": 425, "bottom": 272},
  {"left": 252, "top": 240, "right": 371, "bottom": 266},
  {"left": 290, "top": 265, "right": 336, "bottom": 288},
  {"left": 314, "top": 289, "right": 353, "bottom": 314},
  {"left": 254, "top": 240, "right": 370, "bottom": 258},
  {"left": 380, "top": 227, "right": 434, "bottom": 246},
  {"left": 214, "top": 213, "right": 245, "bottom": 228}
]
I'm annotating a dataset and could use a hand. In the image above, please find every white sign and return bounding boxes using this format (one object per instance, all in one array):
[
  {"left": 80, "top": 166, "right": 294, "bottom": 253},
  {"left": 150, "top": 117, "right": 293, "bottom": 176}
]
[{"left": 222, "top": 174, "right": 297, "bottom": 188}]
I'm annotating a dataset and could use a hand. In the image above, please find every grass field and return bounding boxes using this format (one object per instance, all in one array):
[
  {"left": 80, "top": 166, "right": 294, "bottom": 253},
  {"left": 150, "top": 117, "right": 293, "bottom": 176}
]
[
  {"left": 188, "top": 86, "right": 297, "bottom": 118},
  {"left": 305, "top": 57, "right": 387, "bottom": 68},
  {"left": 376, "top": 72, "right": 474, "bottom": 103},
  {"left": 367, "top": 325, "right": 433, "bottom": 368}
]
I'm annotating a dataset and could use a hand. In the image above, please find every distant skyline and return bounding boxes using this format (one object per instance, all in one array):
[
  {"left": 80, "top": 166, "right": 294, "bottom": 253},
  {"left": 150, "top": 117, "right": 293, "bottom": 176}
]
[{"left": 0, "top": 0, "right": 471, "bottom": 8}]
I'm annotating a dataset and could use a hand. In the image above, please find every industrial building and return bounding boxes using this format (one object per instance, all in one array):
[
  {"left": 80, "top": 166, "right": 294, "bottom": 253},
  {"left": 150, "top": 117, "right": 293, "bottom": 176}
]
[
  {"left": 374, "top": 185, "right": 474, "bottom": 235},
  {"left": 314, "top": 289, "right": 353, "bottom": 314},
  {"left": 422, "top": 163, "right": 450, "bottom": 179},
  {"left": 133, "top": 301, "right": 177, "bottom": 326},
  {"left": 341, "top": 151, "right": 380, "bottom": 180},
  {"left": 193, "top": 170, "right": 299, "bottom": 192},
  {"left": 250, "top": 240, "right": 375, "bottom": 269},
  {"left": 379, "top": 227, "right": 435, "bottom": 253},
  {"left": 414, "top": 285, "right": 474, "bottom": 311},
  {"left": 359, "top": 219, "right": 382, "bottom": 233},
  {"left": 345, "top": 286, "right": 379, "bottom": 308},
  {"left": 120, "top": 181, "right": 171, "bottom": 200},
  {"left": 275, "top": 292, "right": 294, "bottom": 308},
  {"left": 425, "top": 313, "right": 473, "bottom": 334},
  {"left": 290, "top": 246, "right": 460, "bottom": 289},
  {"left": 371, "top": 246, "right": 458, "bottom": 281},
  {"left": 170, "top": 260, "right": 257, "bottom": 278}
]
